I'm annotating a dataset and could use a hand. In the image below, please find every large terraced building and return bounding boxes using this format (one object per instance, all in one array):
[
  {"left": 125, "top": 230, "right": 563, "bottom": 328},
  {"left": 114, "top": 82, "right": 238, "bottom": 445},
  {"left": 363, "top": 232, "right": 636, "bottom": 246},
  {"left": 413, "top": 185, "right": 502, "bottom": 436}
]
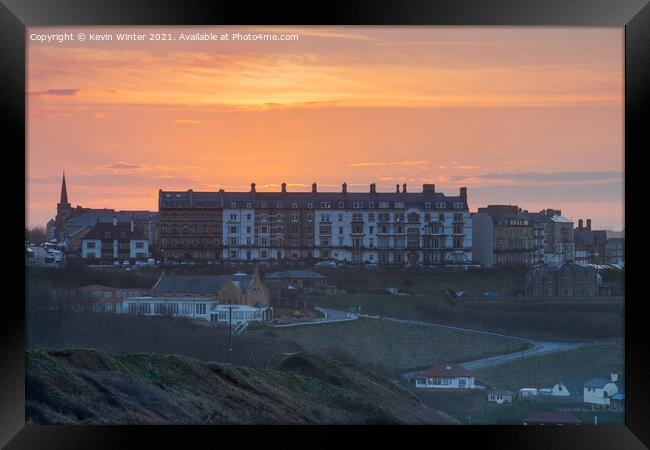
[{"left": 158, "top": 182, "right": 473, "bottom": 266}]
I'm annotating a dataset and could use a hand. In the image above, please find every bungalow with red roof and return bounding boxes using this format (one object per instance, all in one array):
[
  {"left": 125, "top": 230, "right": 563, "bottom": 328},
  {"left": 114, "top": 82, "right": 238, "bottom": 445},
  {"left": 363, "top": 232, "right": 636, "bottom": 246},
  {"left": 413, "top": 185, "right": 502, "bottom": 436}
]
[{"left": 413, "top": 363, "right": 476, "bottom": 389}]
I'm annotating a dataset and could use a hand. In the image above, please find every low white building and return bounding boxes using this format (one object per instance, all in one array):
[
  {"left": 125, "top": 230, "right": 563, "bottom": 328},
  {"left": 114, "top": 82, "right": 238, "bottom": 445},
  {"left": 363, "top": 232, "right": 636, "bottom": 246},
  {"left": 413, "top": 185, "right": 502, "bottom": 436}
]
[
  {"left": 413, "top": 363, "right": 476, "bottom": 389},
  {"left": 584, "top": 375, "right": 619, "bottom": 408},
  {"left": 519, "top": 388, "right": 538, "bottom": 399},
  {"left": 121, "top": 297, "right": 273, "bottom": 323}
]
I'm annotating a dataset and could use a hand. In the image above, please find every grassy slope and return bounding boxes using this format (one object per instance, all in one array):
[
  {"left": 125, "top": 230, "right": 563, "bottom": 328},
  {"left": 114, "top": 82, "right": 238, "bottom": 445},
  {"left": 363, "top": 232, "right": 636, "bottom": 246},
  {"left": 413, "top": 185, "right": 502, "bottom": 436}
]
[
  {"left": 473, "top": 342, "right": 624, "bottom": 391},
  {"left": 470, "top": 400, "right": 624, "bottom": 425},
  {"left": 269, "top": 317, "right": 528, "bottom": 376},
  {"left": 26, "top": 349, "right": 456, "bottom": 425}
]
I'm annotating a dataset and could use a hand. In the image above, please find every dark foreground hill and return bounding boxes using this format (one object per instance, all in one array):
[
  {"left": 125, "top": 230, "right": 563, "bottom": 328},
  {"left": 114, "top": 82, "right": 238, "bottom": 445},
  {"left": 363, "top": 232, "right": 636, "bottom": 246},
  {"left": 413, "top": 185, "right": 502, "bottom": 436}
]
[{"left": 26, "top": 349, "right": 457, "bottom": 425}]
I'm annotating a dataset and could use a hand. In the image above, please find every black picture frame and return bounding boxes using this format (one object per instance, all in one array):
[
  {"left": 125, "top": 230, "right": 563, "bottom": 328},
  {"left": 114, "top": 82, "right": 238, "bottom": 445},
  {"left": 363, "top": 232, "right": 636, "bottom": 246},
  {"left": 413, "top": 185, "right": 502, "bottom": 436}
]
[{"left": 3, "top": 0, "right": 648, "bottom": 448}]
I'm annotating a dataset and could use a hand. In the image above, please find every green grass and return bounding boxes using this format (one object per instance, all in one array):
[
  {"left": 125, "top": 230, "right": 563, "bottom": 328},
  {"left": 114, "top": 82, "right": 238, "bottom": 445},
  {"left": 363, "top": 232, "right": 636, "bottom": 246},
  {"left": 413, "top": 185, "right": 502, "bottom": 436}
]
[
  {"left": 469, "top": 400, "right": 623, "bottom": 425},
  {"left": 270, "top": 317, "right": 528, "bottom": 377},
  {"left": 473, "top": 342, "right": 624, "bottom": 391}
]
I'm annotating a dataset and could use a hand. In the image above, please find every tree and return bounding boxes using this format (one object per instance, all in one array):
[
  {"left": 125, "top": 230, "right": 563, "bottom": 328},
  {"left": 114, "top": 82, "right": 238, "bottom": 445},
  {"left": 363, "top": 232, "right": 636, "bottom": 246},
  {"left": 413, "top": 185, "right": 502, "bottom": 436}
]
[{"left": 28, "top": 227, "right": 47, "bottom": 245}]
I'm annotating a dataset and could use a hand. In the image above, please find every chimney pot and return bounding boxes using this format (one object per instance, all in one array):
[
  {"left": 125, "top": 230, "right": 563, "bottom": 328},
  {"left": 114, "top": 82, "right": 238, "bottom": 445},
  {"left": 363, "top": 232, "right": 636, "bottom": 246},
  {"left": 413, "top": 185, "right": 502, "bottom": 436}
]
[
  {"left": 370, "top": 183, "right": 376, "bottom": 194},
  {"left": 312, "top": 182, "right": 317, "bottom": 193},
  {"left": 578, "top": 219, "right": 583, "bottom": 229},
  {"left": 342, "top": 182, "right": 347, "bottom": 193},
  {"left": 587, "top": 219, "right": 592, "bottom": 230},
  {"left": 402, "top": 183, "right": 407, "bottom": 193},
  {"left": 281, "top": 183, "right": 287, "bottom": 193},
  {"left": 396, "top": 184, "right": 400, "bottom": 193},
  {"left": 250, "top": 183, "right": 256, "bottom": 193},
  {"left": 460, "top": 186, "right": 467, "bottom": 200}
]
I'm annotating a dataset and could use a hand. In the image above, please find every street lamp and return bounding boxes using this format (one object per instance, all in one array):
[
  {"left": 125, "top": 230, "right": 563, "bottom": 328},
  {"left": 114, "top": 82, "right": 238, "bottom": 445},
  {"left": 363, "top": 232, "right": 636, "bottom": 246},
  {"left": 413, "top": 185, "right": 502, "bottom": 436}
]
[{"left": 225, "top": 305, "right": 240, "bottom": 364}]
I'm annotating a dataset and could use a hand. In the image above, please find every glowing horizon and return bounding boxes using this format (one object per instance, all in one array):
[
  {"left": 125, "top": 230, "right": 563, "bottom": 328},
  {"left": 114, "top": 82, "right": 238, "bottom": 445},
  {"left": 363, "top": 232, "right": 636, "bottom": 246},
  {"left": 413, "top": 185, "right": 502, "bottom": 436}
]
[{"left": 26, "top": 26, "right": 624, "bottom": 230}]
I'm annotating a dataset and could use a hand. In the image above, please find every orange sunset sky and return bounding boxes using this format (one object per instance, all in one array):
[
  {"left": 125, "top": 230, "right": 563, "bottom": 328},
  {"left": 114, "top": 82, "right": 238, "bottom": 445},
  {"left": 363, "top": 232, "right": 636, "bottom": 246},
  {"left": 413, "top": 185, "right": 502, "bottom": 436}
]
[{"left": 26, "top": 26, "right": 624, "bottom": 230}]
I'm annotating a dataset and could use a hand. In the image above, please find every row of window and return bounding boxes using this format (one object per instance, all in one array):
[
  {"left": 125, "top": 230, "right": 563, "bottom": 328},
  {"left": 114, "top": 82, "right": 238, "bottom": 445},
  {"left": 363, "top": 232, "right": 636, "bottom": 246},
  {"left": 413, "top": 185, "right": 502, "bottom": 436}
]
[{"left": 222, "top": 200, "right": 465, "bottom": 210}]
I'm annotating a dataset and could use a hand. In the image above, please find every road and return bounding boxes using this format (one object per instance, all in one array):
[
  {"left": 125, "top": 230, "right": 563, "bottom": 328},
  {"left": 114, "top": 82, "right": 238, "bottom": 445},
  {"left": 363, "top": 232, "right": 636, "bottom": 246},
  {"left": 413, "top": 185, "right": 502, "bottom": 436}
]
[
  {"left": 460, "top": 340, "right": 584, "bottom": 371},
  {"left": 320, "top": 308, "right": 585, "bottom": 374}
]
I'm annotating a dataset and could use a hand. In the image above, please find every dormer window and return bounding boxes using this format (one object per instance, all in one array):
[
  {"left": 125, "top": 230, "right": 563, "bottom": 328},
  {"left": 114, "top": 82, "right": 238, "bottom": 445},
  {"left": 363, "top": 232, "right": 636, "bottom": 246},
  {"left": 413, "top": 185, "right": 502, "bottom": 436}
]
[
  {"left": 231, "top": 202, "right": 237, "bottom": 208},
  {"left": 338, "top": 201, "right": 345, "bottom": 208},
  {"left": 436, "top": 202, "right": 446, "bottom": 209}
]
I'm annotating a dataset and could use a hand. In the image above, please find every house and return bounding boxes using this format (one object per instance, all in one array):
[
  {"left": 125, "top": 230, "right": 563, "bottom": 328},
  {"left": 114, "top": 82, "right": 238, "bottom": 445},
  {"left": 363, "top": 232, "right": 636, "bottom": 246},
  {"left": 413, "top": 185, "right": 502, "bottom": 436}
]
[
  {"left": 523, "top": 411, "right": 581, "bottom": 425},
  {"left": 81, "top": 217, "right": 150, "bottom": 261},
  {"left": 525, "top": 262, "right": 599, "bottom": 297},
  {"left": 551, "top": 379, "right": 583, "bottom": 398},
  {"left": 264, "top": 270, "right": 327, "bottom": 296},
  {"left": 488, "top": 389, "right": 515, "bottom": 404},
  {"left": 584, "top": 375, "right": 619, "bottom": 409},
  {"left": 413, "top": 363, "right": 475, "bottom": 389}
]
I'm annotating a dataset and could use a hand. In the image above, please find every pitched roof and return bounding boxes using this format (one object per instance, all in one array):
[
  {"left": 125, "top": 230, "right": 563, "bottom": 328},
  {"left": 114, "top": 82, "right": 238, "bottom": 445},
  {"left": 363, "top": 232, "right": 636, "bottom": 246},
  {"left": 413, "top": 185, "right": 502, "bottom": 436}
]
[
  {"left": 67, "top": 210, "right": 158, "bottom": 228},
  {"left": 83, "top": 222, "right": 146, "bottom": 240},
  {"left": 525, "top": 411, "right": 581, "bottom": 424},
  {"left": 265, "top": 270, "right": 326, "bottom": 280},
  {"left": 415, "top": 363, "right": 472, "bottom": 378},
  {"left": 490, "top": 389, "right": 514, "bottom": 396},
  {"left": 158, "top": 189, "right": 469, "bottom": 210},
  {"left": 559, "top": 379, "right": 583, "bottom": 394},
  {"left": 153, "top": 274, "right": 232, "bottom": 294},
  {"left": 584, "top": 378, "right": 611, "bottom": 388}
]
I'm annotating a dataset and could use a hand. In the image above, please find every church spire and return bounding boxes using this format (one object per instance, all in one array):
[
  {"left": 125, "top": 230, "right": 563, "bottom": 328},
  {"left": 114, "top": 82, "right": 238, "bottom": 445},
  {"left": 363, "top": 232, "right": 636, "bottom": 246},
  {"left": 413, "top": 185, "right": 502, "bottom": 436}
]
[{"left": 59, "top": 171, "right": 70, "bottom": 207}]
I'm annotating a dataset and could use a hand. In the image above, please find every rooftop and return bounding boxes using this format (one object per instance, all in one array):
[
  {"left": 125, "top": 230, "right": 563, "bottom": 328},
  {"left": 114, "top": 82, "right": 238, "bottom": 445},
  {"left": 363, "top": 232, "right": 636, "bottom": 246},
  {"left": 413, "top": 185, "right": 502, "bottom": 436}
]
[
  {"left": 416, "top": 363, "right": 472, "bottom": 378},
  {"left": 265, "top": 270, "right": 326, "bottom": 280}
]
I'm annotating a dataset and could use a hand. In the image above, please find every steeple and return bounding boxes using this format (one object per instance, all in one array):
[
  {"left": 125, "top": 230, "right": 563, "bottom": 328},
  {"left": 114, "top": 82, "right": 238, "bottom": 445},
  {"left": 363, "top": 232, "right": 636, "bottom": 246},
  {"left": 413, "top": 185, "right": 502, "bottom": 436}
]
[{"left": 59, "top": 171, "right": 70, "bottom": 207}]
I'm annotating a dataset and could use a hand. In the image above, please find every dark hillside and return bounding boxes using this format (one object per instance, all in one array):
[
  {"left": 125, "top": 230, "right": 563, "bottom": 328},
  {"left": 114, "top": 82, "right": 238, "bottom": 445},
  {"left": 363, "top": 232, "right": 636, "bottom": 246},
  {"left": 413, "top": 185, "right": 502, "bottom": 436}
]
[{"left": 26, "top": 349, "right": 457, "bottom": 425}]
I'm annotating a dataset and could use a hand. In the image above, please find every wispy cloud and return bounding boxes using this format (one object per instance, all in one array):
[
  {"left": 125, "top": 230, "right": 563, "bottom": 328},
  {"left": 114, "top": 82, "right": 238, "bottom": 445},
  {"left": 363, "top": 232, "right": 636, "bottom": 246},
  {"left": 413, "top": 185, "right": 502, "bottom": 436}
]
[
  {"left": 172, "top": 119, "right": 203, "bottom": 124},
  {"left": 349, "top": 160, "right": 429, "bottom": 168}
]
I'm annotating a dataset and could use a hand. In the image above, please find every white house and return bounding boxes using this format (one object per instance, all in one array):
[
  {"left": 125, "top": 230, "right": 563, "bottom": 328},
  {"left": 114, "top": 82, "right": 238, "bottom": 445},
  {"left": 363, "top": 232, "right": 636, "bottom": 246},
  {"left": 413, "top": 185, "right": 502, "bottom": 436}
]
[
  {"left": 488, "top": 389, "right": 515, "bottom": 404},
  {"left": 551, "top": 379, "right": 583, "bottom": 397},
  {"left": 584, "top": 375, "right": 619, "bottom": 408},
  {"left": 413, "top": 363, "right": 475, "bottom": 389}
]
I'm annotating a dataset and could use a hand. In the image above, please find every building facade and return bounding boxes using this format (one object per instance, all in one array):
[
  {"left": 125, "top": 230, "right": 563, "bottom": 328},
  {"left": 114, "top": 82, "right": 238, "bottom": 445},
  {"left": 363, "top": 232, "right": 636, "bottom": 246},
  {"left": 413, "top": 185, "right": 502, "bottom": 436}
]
[
  {"left": 526, "top": 209, "right": 575, "bottom": 265},
  {"left": 81, "top": 218, "right": 150, "bottom": 260},
  {"left": 159, "top": 183, "right": 473, "bottom": 266},
  {"left": 525, "top": 262, "right": 599, "bottom": 297},
  {"left": 472, "top": 205, "right": 535, "bottom": 267}
]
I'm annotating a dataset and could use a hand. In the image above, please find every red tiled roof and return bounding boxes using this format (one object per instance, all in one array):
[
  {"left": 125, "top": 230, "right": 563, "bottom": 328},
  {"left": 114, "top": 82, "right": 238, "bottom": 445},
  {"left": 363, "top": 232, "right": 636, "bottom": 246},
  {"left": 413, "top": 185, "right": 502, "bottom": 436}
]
[
  {"left": 415, "top": 363, "right": 472, "bottom": 378},
  {"left": 525, "top": 411, "right": 581, "bottom": 424}
]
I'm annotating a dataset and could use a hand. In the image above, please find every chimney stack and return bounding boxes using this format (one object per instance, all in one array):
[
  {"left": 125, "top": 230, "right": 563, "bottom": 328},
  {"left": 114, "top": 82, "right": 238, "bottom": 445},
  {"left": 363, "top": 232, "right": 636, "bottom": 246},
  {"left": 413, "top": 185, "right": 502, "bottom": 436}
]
[
  {"left": 370, "top": 183, "right": 376, "bottom": 194},
  {"left": 423, "top": 184, "right": 436, "bottom": 194},
  {"left": 460, "top": 187, "right": 467, "bottom": 200},
  {"left": 587, "top": 219, "right": 592, "bottom": 230},
  {"left": 578, "top": 219, "right": 583, "bottom": 229},
  {"left": 281, "top": 182, "right": 287, "bottom": 193},
  {"left": 396, "top": 184, "right": 400, "bottom": 193},
  {"left": 342, "top": 182, "right": 347, "bottom": 193},
  {"left": 250, "top": 182, "right": 256, "bottom": 193},
  {"left": 312, "top": 182, "right": 317, "bottom": 193},
  {"left": 402, "top": 183, "right": 407, "bottom": 194},
  {"left": 112, "top": 215, "right": 117, "bottom": 226}
]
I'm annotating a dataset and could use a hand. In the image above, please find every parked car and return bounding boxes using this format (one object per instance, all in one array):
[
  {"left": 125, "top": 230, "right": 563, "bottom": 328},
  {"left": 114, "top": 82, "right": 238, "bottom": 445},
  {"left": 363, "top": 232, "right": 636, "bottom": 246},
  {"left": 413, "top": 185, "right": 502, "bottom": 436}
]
[
  {"left": 482, "top": 291, "right": 500, "bottom": 298},
  {"left": 113, "top": 260, "right": 120, "bottom": 266},
  {"left": 315, "top": 260, "right": 337, "bottom": 268},
  {"left": 122, "top": 260, "right": 130, "bottom": 266}
]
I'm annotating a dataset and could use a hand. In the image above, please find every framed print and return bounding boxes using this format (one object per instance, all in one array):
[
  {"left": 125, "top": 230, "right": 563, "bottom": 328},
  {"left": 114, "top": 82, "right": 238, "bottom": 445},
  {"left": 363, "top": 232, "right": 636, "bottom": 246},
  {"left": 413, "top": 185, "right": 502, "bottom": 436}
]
[{"left": 3, "top": 0, "right": 648, "bottom": 448}]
